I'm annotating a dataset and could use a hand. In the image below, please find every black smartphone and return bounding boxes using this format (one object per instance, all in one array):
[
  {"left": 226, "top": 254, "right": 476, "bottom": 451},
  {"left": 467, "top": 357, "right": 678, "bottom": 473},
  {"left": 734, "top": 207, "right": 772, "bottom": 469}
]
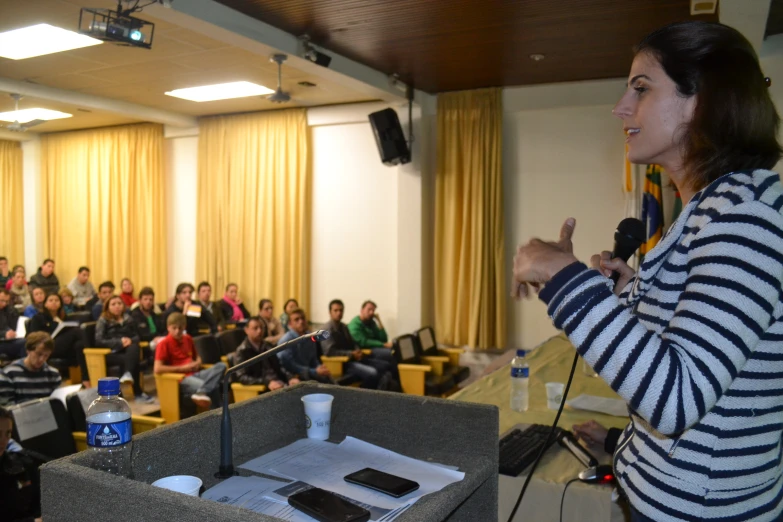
[
  {"left": 288, "top": 487, "right": 371, "bottom": 522},
  {"left": 344, "top": 467, "right": 420, "bottom": 498}
]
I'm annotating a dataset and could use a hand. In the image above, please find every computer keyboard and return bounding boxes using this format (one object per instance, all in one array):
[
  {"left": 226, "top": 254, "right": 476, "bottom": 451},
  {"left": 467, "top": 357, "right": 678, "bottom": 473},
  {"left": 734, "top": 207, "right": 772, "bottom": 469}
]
[{"left": 498, "top": 424, "right": 566, "bottom": 477}]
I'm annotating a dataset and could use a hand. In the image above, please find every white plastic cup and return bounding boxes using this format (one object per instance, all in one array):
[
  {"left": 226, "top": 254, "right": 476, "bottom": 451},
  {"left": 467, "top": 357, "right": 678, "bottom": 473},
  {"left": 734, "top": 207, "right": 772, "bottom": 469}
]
[
  {"left": 545, "top": 382, "right": 565, "bottom": 410},
  {"left": 301, "top": 393, "right": 334, "bottom": 440},
  {"left": 151, "top": 475, "right": 203, "bottom": 496}
]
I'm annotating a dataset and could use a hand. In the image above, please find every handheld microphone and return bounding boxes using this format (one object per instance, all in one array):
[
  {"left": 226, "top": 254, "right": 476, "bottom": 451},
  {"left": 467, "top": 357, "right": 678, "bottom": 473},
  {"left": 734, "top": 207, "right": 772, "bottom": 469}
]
[
  {"left": 216, "top": 329, "right": 331, "bottom": 478},
  {"left": 611, "top": 218, "right": 645, "bottom": 284}
]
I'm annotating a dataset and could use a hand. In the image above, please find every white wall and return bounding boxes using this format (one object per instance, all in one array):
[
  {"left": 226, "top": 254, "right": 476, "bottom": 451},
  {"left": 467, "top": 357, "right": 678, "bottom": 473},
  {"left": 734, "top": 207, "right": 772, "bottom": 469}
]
[
  {"left": 21, "top": 139, "right": 41, "bottom": 273},
  {"left": 164, "top": 135, "right": 199, "bottom": 294}
]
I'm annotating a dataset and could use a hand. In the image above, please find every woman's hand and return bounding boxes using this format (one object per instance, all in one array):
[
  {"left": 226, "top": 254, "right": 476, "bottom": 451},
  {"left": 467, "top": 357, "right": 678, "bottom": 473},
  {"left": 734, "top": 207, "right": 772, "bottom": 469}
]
[
  {"left": 572, "top": 420, "right": 609, "bottom": 446},
  {"left": 121, "top": 337, "right": 131, "bottom": 348},
  {"left": 511, "top": 218, "right": 578, "bottom": 300},
  {"left": 590, "top": 251, "right": 636, "bottom": 295}
]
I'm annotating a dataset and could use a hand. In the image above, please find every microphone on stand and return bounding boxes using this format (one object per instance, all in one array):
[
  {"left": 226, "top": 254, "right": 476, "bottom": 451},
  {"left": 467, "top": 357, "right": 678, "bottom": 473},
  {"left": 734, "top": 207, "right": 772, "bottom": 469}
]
[
  {"left": 610, "top": 218, "right": 646, "bottom": 285},
  {"left": 215, "top": 329, "right": 331, "bottom": 479}
]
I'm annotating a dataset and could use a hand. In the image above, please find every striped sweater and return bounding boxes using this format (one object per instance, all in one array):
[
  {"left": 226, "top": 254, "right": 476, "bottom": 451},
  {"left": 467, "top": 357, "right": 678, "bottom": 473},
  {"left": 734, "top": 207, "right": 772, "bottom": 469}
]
[
  {"left": 0, "top": 359, "right": 62, "bottom": 405},
  {"left": 539, "top": 169, "right": 783, "bottom": 521}
]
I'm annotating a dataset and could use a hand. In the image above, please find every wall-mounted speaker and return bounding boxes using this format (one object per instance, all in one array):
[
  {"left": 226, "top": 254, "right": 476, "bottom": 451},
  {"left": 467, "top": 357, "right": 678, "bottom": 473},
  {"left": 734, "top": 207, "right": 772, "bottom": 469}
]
[{"left": 368, "top": 108, "right": 411, "bottom": 166}]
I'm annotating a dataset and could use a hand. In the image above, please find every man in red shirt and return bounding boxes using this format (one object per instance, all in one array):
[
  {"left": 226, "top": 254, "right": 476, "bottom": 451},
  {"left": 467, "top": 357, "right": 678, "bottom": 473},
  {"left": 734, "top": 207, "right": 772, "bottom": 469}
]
[{"left": 154, "top": 312, "right": 226, "bottom": 408}]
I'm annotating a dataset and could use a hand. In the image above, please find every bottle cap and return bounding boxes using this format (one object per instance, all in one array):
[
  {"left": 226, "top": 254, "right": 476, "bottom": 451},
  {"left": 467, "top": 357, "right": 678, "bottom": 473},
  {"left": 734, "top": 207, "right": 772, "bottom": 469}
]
[
  {"left": 516, "top": 349, "right": 526, "bottom": 357},
  {"left": 97, "top": 377, "right": 120, "bottom": 396}
]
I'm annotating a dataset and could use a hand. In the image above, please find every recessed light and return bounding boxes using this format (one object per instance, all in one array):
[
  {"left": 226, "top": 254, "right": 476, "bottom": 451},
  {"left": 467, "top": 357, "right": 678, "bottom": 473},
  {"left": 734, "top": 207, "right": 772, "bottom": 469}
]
[
  {"left": 529, "top": 54, "right": 545, "bottom": 62},
  {"left": 0, "top": 23, "right": 102, "bottom": 60},
  {"left": 0, "top": 108, "right": 72, "bottom": 123},
  {"left": 164, "top": 81, "right": 274, "bottom": 102}
]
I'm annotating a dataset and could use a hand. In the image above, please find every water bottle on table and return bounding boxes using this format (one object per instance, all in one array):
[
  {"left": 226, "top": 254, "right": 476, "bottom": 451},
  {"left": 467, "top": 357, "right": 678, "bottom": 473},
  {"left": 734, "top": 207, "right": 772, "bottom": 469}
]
[
  {"left": 510, "top": 349, "right": 529, "bottom": 412},
  {"left": 86, "top": 377, "right": 133, "bottom": 477}
]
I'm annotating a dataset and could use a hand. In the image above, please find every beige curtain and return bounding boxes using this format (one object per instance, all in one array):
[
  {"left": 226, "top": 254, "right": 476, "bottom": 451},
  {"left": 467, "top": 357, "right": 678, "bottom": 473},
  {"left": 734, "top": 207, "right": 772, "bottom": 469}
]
[
  {"left": 40, "top": 123, "right": 167, "bottom": 296},
  {"left": 196, "top": 108, "right": 310, "bottom": 315},
  {"left": 0, "top": 140, "right": 24, "bottom": 265},
  {"left": 435, "top": 88, "right": 506, "bottom": 349}
]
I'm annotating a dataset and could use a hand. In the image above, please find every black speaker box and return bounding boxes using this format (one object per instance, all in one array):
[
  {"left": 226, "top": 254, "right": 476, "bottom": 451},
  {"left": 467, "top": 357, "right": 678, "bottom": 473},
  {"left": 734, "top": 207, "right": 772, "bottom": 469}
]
[{"left": 368, "top": 108, "right": 411, "bottom": 166}]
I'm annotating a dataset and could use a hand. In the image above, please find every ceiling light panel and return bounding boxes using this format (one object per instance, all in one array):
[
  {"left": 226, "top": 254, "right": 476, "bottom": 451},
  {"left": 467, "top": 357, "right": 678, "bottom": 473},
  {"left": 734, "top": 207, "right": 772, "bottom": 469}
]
[
  {"left": 0, "top": 23, "right": 102, "bottom": 60},
  {"left": 164, "top": 81, "right": 274, "bottom": 102}
]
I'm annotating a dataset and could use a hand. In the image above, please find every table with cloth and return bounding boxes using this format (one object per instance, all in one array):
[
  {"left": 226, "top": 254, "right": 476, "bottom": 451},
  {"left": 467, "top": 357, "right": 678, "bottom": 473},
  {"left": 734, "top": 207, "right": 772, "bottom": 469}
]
[{"left": 450, "top": 333, "right": 631, "bottom": 522}]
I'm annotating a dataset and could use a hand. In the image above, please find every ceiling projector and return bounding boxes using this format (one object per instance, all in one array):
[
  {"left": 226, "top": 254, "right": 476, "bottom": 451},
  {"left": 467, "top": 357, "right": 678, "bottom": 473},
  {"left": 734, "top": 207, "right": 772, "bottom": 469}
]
[{"left": 78, "top": 3, "right": 157, "bottom": 49}]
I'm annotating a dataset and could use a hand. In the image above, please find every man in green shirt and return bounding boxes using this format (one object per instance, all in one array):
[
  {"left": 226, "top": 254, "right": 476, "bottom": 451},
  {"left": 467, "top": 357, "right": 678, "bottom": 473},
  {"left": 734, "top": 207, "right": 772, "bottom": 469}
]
[{"left": 347, "top": 301, "right": 397, "bottom": 372}]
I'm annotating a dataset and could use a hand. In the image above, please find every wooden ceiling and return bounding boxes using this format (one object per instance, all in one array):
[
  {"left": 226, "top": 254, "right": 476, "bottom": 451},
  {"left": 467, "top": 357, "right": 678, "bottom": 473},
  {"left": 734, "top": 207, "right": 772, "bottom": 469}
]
[{"left": 215, "top": 0, "right": 718, "bottom": 93}]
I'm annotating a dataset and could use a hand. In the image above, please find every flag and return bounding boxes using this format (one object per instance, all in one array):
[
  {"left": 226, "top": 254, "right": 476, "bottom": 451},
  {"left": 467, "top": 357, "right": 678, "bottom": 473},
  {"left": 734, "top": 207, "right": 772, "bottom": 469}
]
[
  {"left": 640, "top": 164, "right": 663, "bottom": 260},
  {"left": 671, "top": 189, "right": 683, "bottom": 224}
]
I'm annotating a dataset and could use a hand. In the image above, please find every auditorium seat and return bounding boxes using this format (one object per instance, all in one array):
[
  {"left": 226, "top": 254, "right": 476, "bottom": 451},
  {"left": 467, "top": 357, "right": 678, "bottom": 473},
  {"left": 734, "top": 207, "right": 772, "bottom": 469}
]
[
  {"left": 65, "top": 311, "right": 92, "bottom": 324},
  {"left": 9, "top": 398, "right": 76, "bottom": 460},
  {"left": 415, "top": 326, "right": 470, "bottom": 384},
  {"left": 217, "top": 328, "right": 246, "bottom": 356},
  {"left": 393, "top": 334, "right": 455, "bottom": 396},
  {"left": 225, "top": 351, "right": 266, "bottom": 403},
  {"left": 193, "top": 334, "right": 222, "bottom": 365}
]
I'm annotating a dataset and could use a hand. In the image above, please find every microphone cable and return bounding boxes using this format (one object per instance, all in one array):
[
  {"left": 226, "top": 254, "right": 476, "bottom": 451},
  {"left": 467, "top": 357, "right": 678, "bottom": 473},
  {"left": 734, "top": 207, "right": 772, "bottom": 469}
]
[{"left": 506, "top": 351, "right": 580, "bottom": 522}]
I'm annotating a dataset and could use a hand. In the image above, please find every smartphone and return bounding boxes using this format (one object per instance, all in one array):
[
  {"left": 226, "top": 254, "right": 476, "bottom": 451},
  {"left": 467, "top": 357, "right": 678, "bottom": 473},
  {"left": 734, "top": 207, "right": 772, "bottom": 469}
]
[
  {"left": 288, "top": 487, "right": 371, "bottom": 522},
  {"left": 344, "top": 468, "right": 420, "bottom": 498}
]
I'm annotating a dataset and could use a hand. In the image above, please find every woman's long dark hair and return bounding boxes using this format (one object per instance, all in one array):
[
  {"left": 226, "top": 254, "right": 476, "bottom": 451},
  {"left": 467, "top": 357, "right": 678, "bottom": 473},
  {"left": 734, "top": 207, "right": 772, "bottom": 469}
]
[{"left": 636, "top": 21, "right": 782, "bottom": 189}]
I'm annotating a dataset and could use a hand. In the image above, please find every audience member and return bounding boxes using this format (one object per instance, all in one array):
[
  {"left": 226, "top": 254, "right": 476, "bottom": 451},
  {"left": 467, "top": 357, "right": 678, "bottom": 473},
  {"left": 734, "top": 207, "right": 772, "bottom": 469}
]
[
  {"left": 2, "top": 332, "right": 62, "bottom": 404},
  {"left": 280, "top": 298, "right": 299, "bottom": 333},
  {"left": 58, "top": 288, "right": 76, "bottom": 315},
  {"left": 348, "top": 300, "right": 393, "bottom": 350},
  {"left": 259, "top": 299, "right": 284, "bottom": 345},
  {"left": 96, "top": 296, "right": 150, "bottom": 402},
  {"left": 0, "top": 257, "right": 9, "bottom": 289},
  {"left": 119, "top": 278, "right": 137, "bottom": 308},
  {"left": 67, "top": 267, "right": 97, "bottom": 308},
  {"left": 27, "top": 293, "right": 84, "bottom": 367},
  {"left": 220, "top": 283, "right": 250, "bottom": 325},
  {"left": 8, "top": 269, "right": 30, "bottom": 308},
  {"left": 164, "top": 283, "right": 218, "bottom": 335},
  {"left": 0, "top": 371, "right": 10, "bottom": 407},
  {"left": 0, "top": 289, "right": 25, "bottom": 359},
  {"left": 23, "top": 288, "right": 46, "bottom": 319},
  {"left": 323, "top": 299, "right": 395, "bottom": 388},
  {"left": 131, "top": 287, "right": 166, "bottom": 349},
  {"left": 4, "top": 265, "right": 24, "bottom": 291},
  {"left": 232, "top": 317, "right": 300, "bottom": 391},
  {"left": 28, "top": 259, "right": 59, "bottom": 296},
  {"left": 194, "top": 282, "right": 223, "bottom": 332},
  {"left": 154, "top": 312, "right": 226, "bottom": 408},
  {"left": 277, "top": 309, "right": 331, "bottom": 383},
  {"left": 0, "top": 406, "right": 43, "bottom": 521},
  {"left": 91, "top": 281, "right": 115, "bottom": 320}
]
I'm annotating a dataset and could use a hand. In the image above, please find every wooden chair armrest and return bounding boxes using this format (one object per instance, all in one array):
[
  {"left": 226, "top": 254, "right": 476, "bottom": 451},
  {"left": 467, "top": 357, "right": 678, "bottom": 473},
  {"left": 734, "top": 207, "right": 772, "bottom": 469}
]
[
  {"left": 226, "top": 323, "right": 237, "bottom": 330},
  {"left": 397, "top": 363, "right": 432, "bottom": 372},
  {"left": 421, "top": 356, "right": 448, "bottom": 376},
  {"left": 439, "top": 347, "right": 465, "bottom": 354},
  {"left": 438, "top": 347, "right": 464, "bottom": 366},
  {"left": 321, "top": 356, "right": 350, "bottom": 362},
  {"left": 361, "top": 349, "right": 372, "bottom": 355},
  {"left": 139, "top": 342, "right": 150, "bottom": 348},
  {"left": 154, "top": 373, "right": 182, "bottom": 424},
  {"left": 231, "top": 382, "right": 267, "bottom": 403},
  {"left": 155, "top": 372, "right": 184, "bottom": 381},
  {"left": 230, "top": 383, "right": 267, "bottom": 392},
  {"left": 221, "top": 355, "right": 229, "bottom": 366},
  {"left": 198, "top": 328, "right": 211, "bottom": 334},
  {"left": 83, "top": 348, "right": 112, "bottom": 355},
  {"left": 203, "top": 363, "right": 214, "bottom": 369},
  {"left": 321, "top": 355, "right": 350, "bottom": 378},
  {"left": 72, "top": 431, "right": 88, "bottom": 452},
  {"left": 131, "top": 415, "right": 166, "bottom": 434}
]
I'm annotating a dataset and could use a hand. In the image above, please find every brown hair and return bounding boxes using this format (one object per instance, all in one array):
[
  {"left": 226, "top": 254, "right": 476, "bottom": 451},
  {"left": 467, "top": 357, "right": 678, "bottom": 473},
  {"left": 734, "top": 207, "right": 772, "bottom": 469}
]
[
  {"left": 101, "top": 295, "right": 125, "bottom": 321},
  {"left": 44, "top": 293, "right": 65, "bottom": 320},
  {"left": 167, "top": 312, "right": 186, "bottom": 327},
  {"left": 635, "top": 21, "right": 782, "bottom": 190},
  {"left": 289, "top": 308, "right": 306, "bottom": 323},
  {"left": 58, "top": 287, "right": 74, "bottom": 299},
  {"left": 26, "top": 331, "right": 54, "bottom": 353}
]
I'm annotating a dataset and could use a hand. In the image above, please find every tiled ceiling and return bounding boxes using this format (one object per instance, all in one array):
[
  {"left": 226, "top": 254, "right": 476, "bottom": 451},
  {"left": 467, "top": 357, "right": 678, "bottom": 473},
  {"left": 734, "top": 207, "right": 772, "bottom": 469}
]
[{"left": 0, "top": 0, "right": 376, "bottom": 133}]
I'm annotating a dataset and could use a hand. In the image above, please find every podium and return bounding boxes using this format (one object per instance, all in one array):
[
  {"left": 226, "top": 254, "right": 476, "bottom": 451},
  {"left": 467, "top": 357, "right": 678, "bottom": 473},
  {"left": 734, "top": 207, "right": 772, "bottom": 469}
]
[{"left": 40, "top": 382, "right": 499, "bottom": 521}]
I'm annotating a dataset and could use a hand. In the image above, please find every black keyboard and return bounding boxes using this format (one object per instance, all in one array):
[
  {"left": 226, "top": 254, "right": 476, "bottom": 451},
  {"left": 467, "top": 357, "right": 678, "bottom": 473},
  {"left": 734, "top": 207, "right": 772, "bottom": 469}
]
[{"left": 499, "top": 424, "right": 565, "bottom": 477}]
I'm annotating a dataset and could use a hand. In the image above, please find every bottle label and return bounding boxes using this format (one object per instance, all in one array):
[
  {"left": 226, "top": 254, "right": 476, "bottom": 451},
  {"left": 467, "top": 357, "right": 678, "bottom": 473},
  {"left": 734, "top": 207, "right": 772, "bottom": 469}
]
[
  {"left": 87, "top": 419, "right": 132, "bottom": 447},
  {"left": 511, "top": 367, "right": 529, "bottom": 378}
]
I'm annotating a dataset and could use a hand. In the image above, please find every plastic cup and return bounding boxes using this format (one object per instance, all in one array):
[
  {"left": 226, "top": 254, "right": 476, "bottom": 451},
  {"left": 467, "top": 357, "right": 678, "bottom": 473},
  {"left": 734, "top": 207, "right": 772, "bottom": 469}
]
[
  {"left": 301, "top": 393, "right": 334, "bottom": 440},
  {"left": 545, "top": 382, "right": 565, "bottom": 410},
  {"left": 151, "top": 475, "right": 203, "bottom": 496}
]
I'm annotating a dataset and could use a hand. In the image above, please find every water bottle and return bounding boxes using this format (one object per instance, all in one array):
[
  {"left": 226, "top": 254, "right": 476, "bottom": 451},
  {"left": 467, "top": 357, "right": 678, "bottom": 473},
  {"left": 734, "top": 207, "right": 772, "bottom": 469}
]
[
  {"left": 510, "top": 350, "right": 529, "bottom": 412},
  {"left": 86, "top": 377, "right": 133, "bottom": 477}
]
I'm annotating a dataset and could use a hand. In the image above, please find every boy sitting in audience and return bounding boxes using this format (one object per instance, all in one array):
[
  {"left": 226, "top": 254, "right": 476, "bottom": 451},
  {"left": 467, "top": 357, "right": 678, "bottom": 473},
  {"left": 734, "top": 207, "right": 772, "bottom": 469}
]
[
  {"left": 0, "top": 289, "right": 25, "bottom": 360},
  {"left": 59, "top": 288, "right": 76, "bottom": 315},
  {"left": 8, "top": 269, "right": 30, "bottom": 309},
  {"left": 68, "top": 266, "right": 97, "bottom": 308},
  {"left": 0, "top": 257, "right": 9, "bottom": 289},
  {"left": 164, "top": 283, "right": 218, "bottom": 335},
  {"left": 277, "top": 309, "right": 332, "bottom": 383},
  {"left": 195, "top": 282, "right": 223, "bottom": 332},
  {"left": 154, "top": 312, "right": 226, "bottom": 408},
  {"left": 91, "top": 281, "right": 115, "bottom": 320},
  {"left": 28, "top": 259, "right": 59, "bottom": 296},
  {"left": 23, "top": 288, "right": 46, "bottom": 319},
  {"left": 131, "top": 287, "right": 166, "bottom": 350},
  {"left": 233, "top": 317, "right": 299, "bottom": 391},
  {"left": 1, "top": 332, "right": 61, "bottom": 405}
]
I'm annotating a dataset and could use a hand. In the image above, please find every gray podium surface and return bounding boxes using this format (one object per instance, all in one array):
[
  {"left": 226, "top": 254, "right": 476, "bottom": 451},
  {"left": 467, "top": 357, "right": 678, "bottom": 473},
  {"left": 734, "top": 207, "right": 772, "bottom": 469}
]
[{"left": 41, "top": 382, "right": 499, "bottom": 521}]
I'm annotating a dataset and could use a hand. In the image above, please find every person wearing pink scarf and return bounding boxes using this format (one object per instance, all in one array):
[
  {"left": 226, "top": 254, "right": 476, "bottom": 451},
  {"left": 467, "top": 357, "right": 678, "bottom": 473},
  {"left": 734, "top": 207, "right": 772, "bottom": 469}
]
[{"left": 220, "top": 283, "right": 250, "bottom": 324}]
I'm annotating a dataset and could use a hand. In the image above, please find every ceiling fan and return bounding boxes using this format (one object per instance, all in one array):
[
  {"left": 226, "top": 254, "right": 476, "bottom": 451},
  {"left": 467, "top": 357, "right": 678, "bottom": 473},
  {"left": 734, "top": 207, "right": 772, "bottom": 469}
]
[
  {"left": 5, "top": 94, "right": 45, "bottom": 132},
  {"left": 267, "top": 54, "right": 292, "bottom": 104}
]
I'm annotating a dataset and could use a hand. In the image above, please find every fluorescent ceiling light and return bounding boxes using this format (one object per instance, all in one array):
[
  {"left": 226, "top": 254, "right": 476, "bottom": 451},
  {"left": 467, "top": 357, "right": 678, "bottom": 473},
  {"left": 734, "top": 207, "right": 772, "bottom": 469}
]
[
  {"left": 165, "top": 81, "right": 275, "bottom": 102},
  {"left": 0, "top": 23, "right": 102, "bottom": 60},
  {"left": 0, "top": 108, "right": 72, "bottom": 123}
]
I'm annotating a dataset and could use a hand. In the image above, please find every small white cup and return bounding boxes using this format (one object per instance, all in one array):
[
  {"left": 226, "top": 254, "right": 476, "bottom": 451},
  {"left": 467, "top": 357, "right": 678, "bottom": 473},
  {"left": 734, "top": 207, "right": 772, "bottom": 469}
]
[
  {"left": 151, "top": 475, "right": 203, "bottom": 496},
  {"left": 545, "top": 382, "right": 565, "bottom": 410},
  {"left": 301, "top": 393, "right": 334, "bottom": 440}
]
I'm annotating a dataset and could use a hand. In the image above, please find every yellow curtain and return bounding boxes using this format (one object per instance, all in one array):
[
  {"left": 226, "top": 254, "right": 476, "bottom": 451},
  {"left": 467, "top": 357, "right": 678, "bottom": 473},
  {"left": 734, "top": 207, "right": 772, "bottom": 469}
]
[
  {"left": 0, "top": 140, "right": 24, "bottom": 265},
  {"left": 40, "top": 123, "right": 167, "bottom": 296},
  {"left": 435, "top": 88, "right": 506, "bottom": 349},
  {"left": 196, "top": 109, "right": 310, "bottom": 315}
]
